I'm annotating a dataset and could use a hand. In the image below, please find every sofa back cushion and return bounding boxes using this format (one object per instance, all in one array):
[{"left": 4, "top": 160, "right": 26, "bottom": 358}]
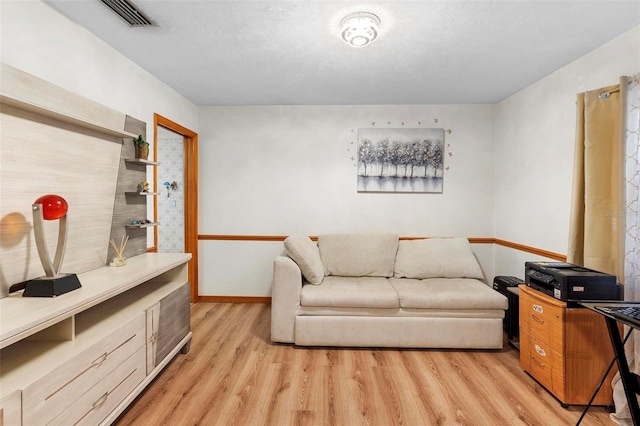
[
  {"left": 284, "top": 234, "right": 324, "bottom": 285},
  {"left": 393, "top": 237, "right": 484, "bottom": 279},
  {"left": 318, "top": 233, "right": 399, "bottom": 277}
]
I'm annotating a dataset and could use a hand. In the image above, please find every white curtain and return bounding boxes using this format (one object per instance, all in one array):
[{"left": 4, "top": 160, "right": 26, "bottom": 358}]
[{"left": 611, "top": 73, "right": 640, "bottom": 425}]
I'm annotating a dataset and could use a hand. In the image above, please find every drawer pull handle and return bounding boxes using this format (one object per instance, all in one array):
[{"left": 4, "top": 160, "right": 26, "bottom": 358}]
[
  {"left": 91, "top": 352, "right": 108, "bottom": 368},
  {"left": 92, "top": 392, "right": 108, "bottom": 411},
  {"left": 534, "top": 344, "right": 547, "bottom": 357},
  {"left": 532, "top": 357, "right": 546, "bottom": 368},
  {"left": 531, "top": 315, "right": 545, "bottom": 325},
  {"left": 532, "top": 304, "right": 544, "bottom": 314}
]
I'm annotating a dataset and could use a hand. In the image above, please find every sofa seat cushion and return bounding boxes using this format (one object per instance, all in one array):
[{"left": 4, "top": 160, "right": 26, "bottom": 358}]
[
  {"left": 301, "top": 276, "right": 400, "bottom": 309},
  {"left": 297, "top": 306, "right": 505, "bottom": 319},
  {"left": 389, "top": 278, "right": 508, "bottom": 310},
  {"left": 318, "top": 233, "right": 399, "bottom": 277}
]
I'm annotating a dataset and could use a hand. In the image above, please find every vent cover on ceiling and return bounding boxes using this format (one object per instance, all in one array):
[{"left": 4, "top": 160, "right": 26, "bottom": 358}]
[{"left": 100, "top": 0, "right": 157, "bottom": 27}]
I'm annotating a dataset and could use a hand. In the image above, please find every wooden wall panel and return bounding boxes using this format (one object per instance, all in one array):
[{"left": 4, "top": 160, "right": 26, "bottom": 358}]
[
  {"left": 0, "top": 105, "right": 121, "bottom": 296},
  {"left": 0, "top": 63, "right": 127, "bottom": 134},
  {"left": 0, "top": 64, "right": 145, "bottom": 298}
]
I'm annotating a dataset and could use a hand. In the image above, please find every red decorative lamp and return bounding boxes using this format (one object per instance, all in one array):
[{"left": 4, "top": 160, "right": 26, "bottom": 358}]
[{"left": 23, "top": 194, "right": 81, "bottom": 297}]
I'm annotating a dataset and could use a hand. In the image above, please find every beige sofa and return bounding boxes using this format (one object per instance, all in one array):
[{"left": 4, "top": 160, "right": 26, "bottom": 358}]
[{"left": 271, "top": 234, "right": 508, "bottom": 349}]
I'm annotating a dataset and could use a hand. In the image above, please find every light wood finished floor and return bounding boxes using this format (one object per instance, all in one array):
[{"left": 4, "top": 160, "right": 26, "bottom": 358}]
[{"left": 116, "top": 303, "right": 615, "bottom": 426}]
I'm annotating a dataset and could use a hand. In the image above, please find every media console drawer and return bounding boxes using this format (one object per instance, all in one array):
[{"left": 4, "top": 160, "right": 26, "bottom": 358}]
[
  {"left": 22, "top": 314, "right": 145, "bottom": 425},
  {"left": 48, "top": 346, "right": 146, "bottom": 426}
]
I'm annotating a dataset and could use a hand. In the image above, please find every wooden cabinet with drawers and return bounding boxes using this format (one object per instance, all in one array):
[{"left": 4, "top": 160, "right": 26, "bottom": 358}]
[
  {"left": 519, "top": 285, "right": 616, "bottom": 406},
  {"left": 0, "top": 253, "right": 192, "bottom": 426}
]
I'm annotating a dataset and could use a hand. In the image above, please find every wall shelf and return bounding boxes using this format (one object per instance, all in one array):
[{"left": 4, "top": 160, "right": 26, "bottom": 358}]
[
  {"left": 0, "top": 63, "right": 139, "bottom": 140},
  {"left": 124, "top": 192, "right": 159, "bottom": 196},
  {"left": 124, "top": 159, "right": 158, "bottom": 166},
  {"left": 125, "top": 222, "right": 160, "bottom": 229}
]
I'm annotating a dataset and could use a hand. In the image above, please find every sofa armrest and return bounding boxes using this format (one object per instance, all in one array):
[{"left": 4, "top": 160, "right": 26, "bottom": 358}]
[{"left": 271, "top": 255, "right": 303, "bottom": 343}]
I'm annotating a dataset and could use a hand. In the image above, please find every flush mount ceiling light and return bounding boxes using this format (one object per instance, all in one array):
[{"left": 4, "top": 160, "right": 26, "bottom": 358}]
[{"left": 340, "top": 12, "right": 380, "bottom": 47}]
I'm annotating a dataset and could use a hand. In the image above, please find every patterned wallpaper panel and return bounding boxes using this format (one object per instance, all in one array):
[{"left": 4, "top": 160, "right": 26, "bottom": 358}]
[
  {"left": 157, "top": 126, "right": 185, "bottom": 253},
  {"left": 624, "top": 74, "right": 639, "bottom": 294}
]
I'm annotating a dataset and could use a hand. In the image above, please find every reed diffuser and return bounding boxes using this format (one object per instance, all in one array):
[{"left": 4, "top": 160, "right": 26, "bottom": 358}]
[{"left": 109, "top": 235, "right": 129, "bottom": 267}]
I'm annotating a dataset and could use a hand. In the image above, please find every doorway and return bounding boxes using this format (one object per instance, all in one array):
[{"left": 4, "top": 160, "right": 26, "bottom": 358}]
[
  {"left": 157, "top": 126, "right": 185, "bottom": 252},
  {"left": 154, "top": 114, "right": 199, "bottom": 302}
]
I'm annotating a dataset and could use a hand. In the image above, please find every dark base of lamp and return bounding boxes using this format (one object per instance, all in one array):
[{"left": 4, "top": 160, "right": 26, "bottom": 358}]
[{"left": 22, "top": 273, "right": 81, "bottom": 297}]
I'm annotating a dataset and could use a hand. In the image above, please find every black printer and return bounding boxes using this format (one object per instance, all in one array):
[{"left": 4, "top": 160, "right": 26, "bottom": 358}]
[{"left": 525, "top": 261, "right": 620, "bottom": 301}]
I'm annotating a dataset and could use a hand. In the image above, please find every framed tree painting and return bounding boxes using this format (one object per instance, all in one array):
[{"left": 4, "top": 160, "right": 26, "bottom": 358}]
[{"left": 357, "top": 128, "right": 445, "bottom": 193}]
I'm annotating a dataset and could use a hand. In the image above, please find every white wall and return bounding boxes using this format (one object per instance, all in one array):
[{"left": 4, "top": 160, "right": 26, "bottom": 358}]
[
  {"left": 494, "top": 26, "right": 640, "bottom": 278},
  {"left": 199, "top": 25, "right": 640, "bottom": 295},
  {"left": 0, "top": 1, "right": 198, "bottom": 155},
  {"left": 198, "top": 105, "right": 496, "bottom": 296}
]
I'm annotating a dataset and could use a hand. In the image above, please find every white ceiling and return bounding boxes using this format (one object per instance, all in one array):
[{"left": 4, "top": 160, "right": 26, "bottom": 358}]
[{"left": 44, "top": 1, "right": 640, "bottom": 106}]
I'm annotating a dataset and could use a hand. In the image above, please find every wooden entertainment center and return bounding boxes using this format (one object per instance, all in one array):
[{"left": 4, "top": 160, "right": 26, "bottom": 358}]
[
  {"left": 0, "top": 253, "right": 192, "bottom": 425},
  {"left": 0, "top": 63, "right": 193, "bottom": 425}
]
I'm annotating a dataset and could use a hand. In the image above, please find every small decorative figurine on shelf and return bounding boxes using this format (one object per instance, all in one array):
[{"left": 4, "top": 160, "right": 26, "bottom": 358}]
[
  {"left": 163, "top": 181, "right": 178, "bottom": 197},
  {"left": 109, "top": 235, "right": 128, "bottom": 267},
  {"left": 131, "top": 219, "right": 152, "bottom": 225},
  {"left": 134, "top": 135, "right": 149, "bottom": 160},
  {"left": 137, "top": 180, "right": 150, "bottom": 193}
]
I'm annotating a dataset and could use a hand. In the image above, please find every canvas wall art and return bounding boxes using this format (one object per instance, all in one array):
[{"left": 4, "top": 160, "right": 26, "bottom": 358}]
[{"left": 357, "top": 128, "right": 445, "bottom": 193}]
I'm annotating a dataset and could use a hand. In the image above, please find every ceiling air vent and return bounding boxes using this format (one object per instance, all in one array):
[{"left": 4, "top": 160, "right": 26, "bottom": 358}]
[{"left": 100, "top": 0, "right": 157, "bottom": 27}]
